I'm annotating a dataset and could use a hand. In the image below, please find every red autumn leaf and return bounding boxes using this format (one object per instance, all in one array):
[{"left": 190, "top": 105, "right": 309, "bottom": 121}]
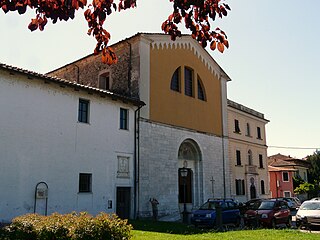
[
  {"left": 223, "top": 39, "right": 229, "bottom": 48},
  {"left": 224, "top": 3, "right": 231, "bottom": 11},
  {"left": 38, "top": 16, "right": 48, "bottom": 31},
  {"left": 210, "top": 41, "right": 216, "bottom": 51},
  {"left": 217, "top": 42, "right": 224, "bottom": 53},
  {"left": 28, "top": 18, "right": 38, "bottom": 31},
  {"left": 1, "top": 4, "right": 9, "bottom": 13},
  {"left": 17, "top": 6, "right": 27, "bottom": 14}
]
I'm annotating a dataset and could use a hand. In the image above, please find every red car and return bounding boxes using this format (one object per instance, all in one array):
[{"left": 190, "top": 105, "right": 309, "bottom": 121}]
[{"left": 244, "top": 199, "right": 292, "bottom": 228}]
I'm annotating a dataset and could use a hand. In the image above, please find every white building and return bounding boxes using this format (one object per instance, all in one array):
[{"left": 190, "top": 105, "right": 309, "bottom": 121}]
[{"left": 0, "top": 63, "right": 143, "bottom": 223}]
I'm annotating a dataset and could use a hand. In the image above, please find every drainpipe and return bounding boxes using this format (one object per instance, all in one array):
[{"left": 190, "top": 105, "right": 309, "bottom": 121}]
[
  {"left": 219, "top": 75, "right": 227, "bottom": 199},
  {"left": 222, "top": 136, "right": 226, "bottom": 199},
  {"left": 127, "top": 42, "right": 132, "bottom": 96},
  {"left": 134, "top": 103, "right": 144, "bottom": 219}
]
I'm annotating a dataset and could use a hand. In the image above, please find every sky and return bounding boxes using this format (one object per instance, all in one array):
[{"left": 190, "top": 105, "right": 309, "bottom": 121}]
[{"left": 0, "top": 0, "right": 319, "bottom": 158}]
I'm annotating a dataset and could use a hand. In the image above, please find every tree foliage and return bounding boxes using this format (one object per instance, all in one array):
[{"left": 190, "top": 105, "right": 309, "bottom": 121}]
[
  {"left": 294, "top": 182, "right": 318, "bottom": 196},
  {"left": 294, "top": 151, "right": 320, "bottom": 198},
  {"left": 293, "top": 175, "right": 305, "bottom": 189},
  {"left": 306, "top": 150, "right": 320, "bottom": 183},
  {"left": 0, "top": 0, "right": 230, "bottom": 65}
]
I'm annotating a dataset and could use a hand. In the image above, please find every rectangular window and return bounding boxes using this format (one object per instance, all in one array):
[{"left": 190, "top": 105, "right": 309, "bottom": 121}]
[
  {"left": 257, "top": 127, "right": 262, "bottom": 139},
  {"left": 120, "top": 108, "right": 128, "bottom": 130},
  {"left": 261, "top": 180, "right": 265, "bottom": 194},
  {"left": 184, "top": 67, "right": 193, "bottom": 97},
  {"left": 79, "top": 173, "right": 92, "bottom": 193},
  {"left": 234, "top": 119, "right": 241, "bottom": 133},
  {"left": 78, "top": 99, "right": 89, "bottom": 123},
  {"left": 235, "top": 179, "right": 245, "bottom": 195},
  {"left": 236, "top": 150, "right": 241, "bottom": 166},
  {"left": 246, "top": 123, "right": 251, "bottom": 136},
  {"left": 99, "top": 72, "right": 110, "bottom": 90},
  {"left": 283, "top": 191, "right": 291, "bottom": 197},
  {"left": 259, "top": 154, "right": 264, "bottom": 168},
  {"left": 283, "top": 172, "right": 289, "bottom": 182}
]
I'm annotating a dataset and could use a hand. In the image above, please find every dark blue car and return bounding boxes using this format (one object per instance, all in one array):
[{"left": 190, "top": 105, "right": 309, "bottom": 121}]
[{"left": 191, "top": 199, "right": 241, "bottom": 227}]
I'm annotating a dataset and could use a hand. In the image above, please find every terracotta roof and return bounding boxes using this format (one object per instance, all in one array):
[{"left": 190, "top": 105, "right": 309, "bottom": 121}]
[
  {"left": 268, "top": 165, "right": 297, "bottom": 172},
  {"left": 0, "top": 63, "right": 144, "bottom": 106},
  {"left": 268, "top": 153, "right": 292, "bottom": 160},
  {"left": 268, "top": 153, "right": 310, "bottom": 168},
  {"left": 268, "top": 158, "right": 292, "bottom": 167}
]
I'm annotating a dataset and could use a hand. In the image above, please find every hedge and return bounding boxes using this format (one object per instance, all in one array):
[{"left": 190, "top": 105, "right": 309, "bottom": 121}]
[{"left": 2, "top": 212, "right": 132, "bottom": 240}]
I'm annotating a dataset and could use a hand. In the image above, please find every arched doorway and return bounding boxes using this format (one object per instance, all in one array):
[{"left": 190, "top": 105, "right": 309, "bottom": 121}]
[
  {"left": 178, "top": 139, "right": 203, "bottom": 210},
  {"left": 250, "top": 177, "right": 257, "bottom": 199}
]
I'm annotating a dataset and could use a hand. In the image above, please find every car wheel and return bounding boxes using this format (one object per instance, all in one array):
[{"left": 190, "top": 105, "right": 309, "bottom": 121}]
[
  {"left": 286, "top": 217, "right": 292, "bottom": 228},
  {"left": 270, "top": 218, "right": 277, "bottom": 229},
  {"left": 235, "top": 217, "right": 242, "bottom": 228}
]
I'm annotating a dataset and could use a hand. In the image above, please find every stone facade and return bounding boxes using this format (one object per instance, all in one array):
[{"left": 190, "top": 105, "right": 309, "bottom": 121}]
[
  {"left": 138, "top": 119, "right": 229, "bottom": 218},
  {"left": 48, "top": 36, "right": 141, "bottom": 98}
]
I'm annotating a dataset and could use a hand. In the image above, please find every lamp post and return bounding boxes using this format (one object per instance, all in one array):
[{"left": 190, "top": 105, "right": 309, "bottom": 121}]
[{"left": 180, "top": 167, "right": 188, "bottom": 224}]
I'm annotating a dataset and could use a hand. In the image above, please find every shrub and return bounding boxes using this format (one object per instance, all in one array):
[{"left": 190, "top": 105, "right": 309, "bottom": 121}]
[{"left": 4, "top": 212, "right": 132, "bottom": 240}]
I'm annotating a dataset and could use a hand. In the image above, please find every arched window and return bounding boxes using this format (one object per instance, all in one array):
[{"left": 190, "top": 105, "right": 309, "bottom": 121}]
[
  {"left": 197, "top": 76, "right": 206, "bottom": 101},
  {"left": 261, "top": 180, "right": 265, "bottom": 194},
  {"left": 248, "top": 150, "right": 253, "bottom": 165},
  {"left": 184, "top": 67, "right": 193, "bottom": 97},
  {"left": 170, "top": 67, "right": 181, "bottom": 92}
]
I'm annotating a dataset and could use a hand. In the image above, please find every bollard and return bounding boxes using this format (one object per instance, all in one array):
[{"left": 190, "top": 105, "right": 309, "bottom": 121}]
[{"left": 215, "top": 202, "right": 223, "bottom": 231}]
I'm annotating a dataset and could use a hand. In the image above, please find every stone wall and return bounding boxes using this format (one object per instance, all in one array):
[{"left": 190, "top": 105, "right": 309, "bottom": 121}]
[
  {"left": 137, "top": 119, "right": 230, "bottom": 218},
  {"left": 48, "top": 36, "right": 141, "bottom": 98}
]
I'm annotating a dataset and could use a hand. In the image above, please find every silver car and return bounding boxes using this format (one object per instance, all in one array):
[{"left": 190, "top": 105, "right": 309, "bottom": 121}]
[{"left": 296, "top": 199, "right": 320, "bottom": 228}]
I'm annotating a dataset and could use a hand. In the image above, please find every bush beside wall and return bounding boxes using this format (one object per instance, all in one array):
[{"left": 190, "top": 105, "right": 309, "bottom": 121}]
[{"left": 2, "top": 212, "right": 132, "bottom": 240}]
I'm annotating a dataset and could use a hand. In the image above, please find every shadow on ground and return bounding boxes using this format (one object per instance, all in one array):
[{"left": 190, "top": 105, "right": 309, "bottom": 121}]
[{"left": 129, "top": 220, "right": 213, "bottom": 235}]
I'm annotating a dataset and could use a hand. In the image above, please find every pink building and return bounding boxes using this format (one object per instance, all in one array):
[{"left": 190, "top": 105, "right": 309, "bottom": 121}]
[{"left": 268, "top": 165, "right": 296, "bottom": 198}]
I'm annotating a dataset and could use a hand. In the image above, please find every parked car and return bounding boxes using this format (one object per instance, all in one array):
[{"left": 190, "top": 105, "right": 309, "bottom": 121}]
[
  {"left": 296, "top": 199, "right": 320, "bottom": 229},
  {"left": 244, "top": 199, "right": 291, "bottom": 228},
  {"left": 191, "top": 199, "right": 241, "bottom": 227},
  {"left": 278, "top": 197, "right": 301, "bottom": 210},
  {"left": 242, "top": 198, "right": 265, "bottom": 212}
]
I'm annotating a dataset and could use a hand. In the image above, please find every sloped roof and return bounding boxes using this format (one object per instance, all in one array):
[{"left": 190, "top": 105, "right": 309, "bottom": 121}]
[
  {"left": 268, "top": 158, "right": 293, "bottom": 167},
  {"left": 268, "top": 153, "right": 310, "bottom": 168},
  {"left": 268, "top": 165, "right": 297, "bottom": 172},
  {"left": 0, "top": 63, "right": 144, "bottom": 106},
  {"left": 268, "top": 153, "right": 292, "bottom": 160}
]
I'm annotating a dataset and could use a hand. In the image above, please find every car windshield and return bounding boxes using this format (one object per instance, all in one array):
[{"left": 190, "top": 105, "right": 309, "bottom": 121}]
[
  {"left": 300, "top": 202, "right": 320, "bottom": 210},
  {"left": 256, "top": 201, "right": 275, "bottom": 210},
  {"left": 199, "top": 201, "right": 216, "bottom": 210}
]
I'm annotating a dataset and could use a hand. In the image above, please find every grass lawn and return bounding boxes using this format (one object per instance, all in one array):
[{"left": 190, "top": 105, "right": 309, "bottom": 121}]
[{"left": 130, "top": 220, "right": 319, "bottom": 240}]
